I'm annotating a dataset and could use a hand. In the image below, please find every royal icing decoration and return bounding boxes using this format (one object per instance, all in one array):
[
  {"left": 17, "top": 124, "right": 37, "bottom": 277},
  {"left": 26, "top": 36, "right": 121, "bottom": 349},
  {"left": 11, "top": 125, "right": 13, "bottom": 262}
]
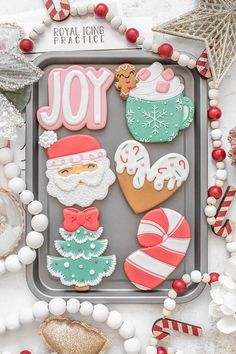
[
  {"left": 37, "top": 65, "right": 114, "bottom": 131},
  {"left": 47, "top": 207, "right": 116, "bottom": 290},
  {"left": 124, "top": 208, "right": 191, "bottom": 290},
  {"left": 152, "top": 318, "right": 202, "bottom": 341},
  {"left": 125, "top": 62, "right": 194, "bottom": 143},
  {"left": 39, "top": 133, "right": 116, "bottom": 207},
  {"left": 44, "top": 0, "right": 70, "bottom": 21},
  {"left": 115, "top": 63, "right": 138, "bottom": 100},
  {"left": 114, "top": 140, "right": 189, "bottom": 213}
]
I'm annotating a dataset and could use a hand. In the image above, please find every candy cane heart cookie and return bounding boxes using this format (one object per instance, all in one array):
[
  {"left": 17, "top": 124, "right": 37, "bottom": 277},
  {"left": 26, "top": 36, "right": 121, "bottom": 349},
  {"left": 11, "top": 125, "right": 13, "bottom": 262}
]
[
  {"left": 114, "top": 140, "right": 190, "bottom": 213},
  {"left": 124, "top": 208, "right": 191, "bottom": 290}
]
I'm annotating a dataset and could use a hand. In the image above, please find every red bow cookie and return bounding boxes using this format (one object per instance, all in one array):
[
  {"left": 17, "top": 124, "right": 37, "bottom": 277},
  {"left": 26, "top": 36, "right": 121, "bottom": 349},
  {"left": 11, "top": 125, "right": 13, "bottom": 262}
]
[{"left": 63, "top": 207, "right": 100, "bottom": 232}]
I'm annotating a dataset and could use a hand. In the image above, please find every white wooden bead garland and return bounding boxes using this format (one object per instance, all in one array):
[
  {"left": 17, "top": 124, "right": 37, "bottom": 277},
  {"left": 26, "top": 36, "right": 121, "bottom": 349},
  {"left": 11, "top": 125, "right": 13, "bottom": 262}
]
[{"left": 0, "top": 141, "right": 48, "bottom": 275}]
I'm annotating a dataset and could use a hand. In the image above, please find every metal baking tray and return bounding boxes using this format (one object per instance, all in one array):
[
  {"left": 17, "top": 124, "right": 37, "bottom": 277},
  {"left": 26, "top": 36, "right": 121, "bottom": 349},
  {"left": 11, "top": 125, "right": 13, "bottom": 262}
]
[{"left": 26, "top": 50, "right": 208, "bottom": 303}]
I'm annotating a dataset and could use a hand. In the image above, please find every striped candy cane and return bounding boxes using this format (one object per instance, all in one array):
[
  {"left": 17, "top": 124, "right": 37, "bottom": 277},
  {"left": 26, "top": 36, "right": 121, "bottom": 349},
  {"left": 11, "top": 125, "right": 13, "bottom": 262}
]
[
  {"left": 152, "top": 318, "right": 202, "bottom": 341},
  {"left": 212, "top": 186, "right": 236, "bottom": 237},
  {"left": 44, "top": 0, "right": 70, "bottom": 21},
  {"left": 196, "top": 49, "right": 212, "bottom": 79}
]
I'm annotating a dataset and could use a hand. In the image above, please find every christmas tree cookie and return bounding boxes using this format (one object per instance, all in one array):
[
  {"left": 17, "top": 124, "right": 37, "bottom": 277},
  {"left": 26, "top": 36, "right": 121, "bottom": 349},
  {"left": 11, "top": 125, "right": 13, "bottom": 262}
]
[{"left": 47, "top": 207, "right": 116, "bottom": 291}]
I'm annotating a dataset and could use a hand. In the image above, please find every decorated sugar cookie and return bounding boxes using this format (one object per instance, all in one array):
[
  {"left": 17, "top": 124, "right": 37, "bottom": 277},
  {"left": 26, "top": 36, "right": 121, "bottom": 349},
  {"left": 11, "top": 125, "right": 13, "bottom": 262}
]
[
  {"left": 114, "top": 140, "right": 189, "bottom": 213},
  {"left": 126, "top": 62, "right": 194, "bottom": 143},
  {"left": 39, "top": 132, "right": 116, "bottom": 207},
  {"left": 37, "top": 65, "right": 114, "bottom": 131},
  {"left": 115, "top": 63, "right": 138, "bottom": 100},
  {"left": 124, "top": 208, "right": 191, "bottom": 290},
  {"left": 47, "top": 207, "right": 116, "bottom": 291}
]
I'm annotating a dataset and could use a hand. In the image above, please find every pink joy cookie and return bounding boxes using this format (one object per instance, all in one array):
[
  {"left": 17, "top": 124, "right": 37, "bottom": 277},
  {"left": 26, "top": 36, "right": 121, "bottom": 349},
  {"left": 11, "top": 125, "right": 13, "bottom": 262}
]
[{"left": 124, "top": 208, "right": 191, "bottom": 290}]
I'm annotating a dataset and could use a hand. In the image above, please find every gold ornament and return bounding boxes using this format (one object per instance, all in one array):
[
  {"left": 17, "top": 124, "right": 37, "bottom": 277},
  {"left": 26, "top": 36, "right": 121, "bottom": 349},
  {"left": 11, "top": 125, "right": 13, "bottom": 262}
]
[
  {"left": 39, "top": 316, "right": 110, "bottom": 354},
  {"left": 153, "top": 0, "right": 236, "bottom": 84}
]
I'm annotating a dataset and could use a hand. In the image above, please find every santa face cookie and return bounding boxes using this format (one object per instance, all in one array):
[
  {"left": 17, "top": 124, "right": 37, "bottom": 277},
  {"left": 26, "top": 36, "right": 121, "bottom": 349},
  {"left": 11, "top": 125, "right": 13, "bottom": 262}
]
[
  {"left": 39, "top": 132, "right": 116, "bottom": 207},
  {"left": 114, "top": 140, "right": 189, "bottom": 213},
  {"left": 126, "top": 62, "right": 194, "bottom": 143},
  {"left": 47, "top": 207, "right": 116, "bottom": 291},
  {"left": 37, "top": 65, "right": 114, "bottom": 131},
  {"left": 124, "top": 208, "right": 191, "bottom": 290}
]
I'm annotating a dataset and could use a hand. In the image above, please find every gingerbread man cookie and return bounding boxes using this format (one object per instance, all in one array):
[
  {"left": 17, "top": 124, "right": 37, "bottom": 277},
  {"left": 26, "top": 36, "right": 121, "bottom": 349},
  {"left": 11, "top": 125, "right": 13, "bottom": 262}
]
[{"left": 115, "top": 63, "right": 138, "bottom": 100}]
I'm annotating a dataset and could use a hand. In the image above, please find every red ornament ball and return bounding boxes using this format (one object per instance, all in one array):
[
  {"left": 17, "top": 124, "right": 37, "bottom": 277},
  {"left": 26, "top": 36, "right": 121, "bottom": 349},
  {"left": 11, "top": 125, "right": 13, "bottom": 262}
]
[
  {"left": 95, "top": 3, "right": 109, "bottom": 17},
  {"left": 158, "top": 43, "right": 173, "bottom": 58},
  {"left": 156, "top": 347, "right": 168, "bottom": 354},
  {"left": 20, "top": 351, "right": 31, "bottom": 354},
  {"left": 208, "top": 185, "right": 222, "bottom": 199},
  {"left": 209, "top": 272, "right": 220, "bottom": 284},
  {"left": 208, "top": 107, "right": 222, "bottom": 121},
  {"left": 126, "top": 28, "right": 139, "bottom": 43},
  {"left": 19, "top": 38, "right": 33, "bottom": 53},
  {"left": 212, "top": 148, "right": 226, "bottom": 161},
  {"left": 172, "top": 278, "right": 187, "bottom": 294}
]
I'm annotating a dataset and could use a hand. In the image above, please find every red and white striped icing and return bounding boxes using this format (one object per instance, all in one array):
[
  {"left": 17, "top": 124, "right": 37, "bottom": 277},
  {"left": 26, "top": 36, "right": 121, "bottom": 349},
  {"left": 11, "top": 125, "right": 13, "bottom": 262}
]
[{"left": 124, "top": 208, "right": 191, "bottom": 290}]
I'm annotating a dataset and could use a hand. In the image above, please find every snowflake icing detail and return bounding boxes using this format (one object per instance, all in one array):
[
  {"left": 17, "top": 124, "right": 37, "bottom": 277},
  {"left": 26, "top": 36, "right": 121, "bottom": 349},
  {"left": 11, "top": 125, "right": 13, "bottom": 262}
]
[
  {"left": 176, "top": 97, "right": 183, "bottom": 111},
  {"left": 141, "top": 105, "right": 168, "bottom": 135},
  {"left": 126, "top": 109, "right": 135, "bottom": 125}
]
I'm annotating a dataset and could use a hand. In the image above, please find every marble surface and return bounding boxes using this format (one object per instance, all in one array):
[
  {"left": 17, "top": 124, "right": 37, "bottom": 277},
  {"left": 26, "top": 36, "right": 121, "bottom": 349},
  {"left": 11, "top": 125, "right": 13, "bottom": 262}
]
[{"left": 1, "top": 0, "right": 236, "bottom": 353}]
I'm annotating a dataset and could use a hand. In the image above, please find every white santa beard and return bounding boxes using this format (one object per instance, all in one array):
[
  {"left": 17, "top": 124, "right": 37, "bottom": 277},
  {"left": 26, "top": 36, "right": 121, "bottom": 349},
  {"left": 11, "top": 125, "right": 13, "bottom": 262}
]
[{"left": 46, "top": 158, "right": 116, "bottom": 207}]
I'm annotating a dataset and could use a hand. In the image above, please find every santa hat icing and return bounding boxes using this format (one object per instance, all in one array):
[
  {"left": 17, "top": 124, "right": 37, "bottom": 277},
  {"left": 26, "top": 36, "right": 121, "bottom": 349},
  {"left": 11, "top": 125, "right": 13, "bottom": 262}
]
[{"left": 39, "top": 131, "right": 106, "bottom": 170}]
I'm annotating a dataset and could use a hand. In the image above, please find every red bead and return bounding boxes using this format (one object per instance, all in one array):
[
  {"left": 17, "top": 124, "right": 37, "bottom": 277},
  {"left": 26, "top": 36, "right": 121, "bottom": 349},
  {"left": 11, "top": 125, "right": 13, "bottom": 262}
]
[
  {"left": 208, "top": 107, "right": 222, "bottom": 121},
  {"left": 95, "top": 3, "right": 109, "bottom": 17},
  {"left": 158, "top": 43, "right": 173, "bottom": 58},
  {"left": 19, "top": 38, "right": 34, "bottom": 53},
  {"left": 208, "top": 185, "right": 222, "bottom": 199},
  {"left": 125, "top": 28, "right": 139, "bottom": 43},
  {"left": 172, "top": 278, "right": 187, "bottom": 294},
  {"left": 212, "top": 148, "right": 226, "bottom": 161},
  {"left": 209, "top": 272, "right": 220, "bottom": 284},
  {"left": 20, "top": 351, "right": 31, "bottom": 354},
  {"left": 156, "top": 347, "right": 168, "bottom": 354}
]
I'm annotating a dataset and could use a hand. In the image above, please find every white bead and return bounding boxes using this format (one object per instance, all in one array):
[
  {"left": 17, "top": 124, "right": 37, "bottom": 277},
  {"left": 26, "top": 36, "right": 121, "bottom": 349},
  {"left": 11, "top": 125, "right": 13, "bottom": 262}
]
[
  {"left": 207, "top": 217, "right": 216, "bottom": 225},
  {"left": 77, "top": 4, "right": 88, "bottom": 15},
  {"left": 118, "top": 24, "right": 127, "bottom": 34},
  {"left": 163, "top": 308, "right": 171, "bottom": 317},
  {"left": 211, "top": 129, "right": 222, "bottom": 140},
  {"left": 216, "top": 162, "right": 225, "bottom": 169},
  {"left": 0, "top": 147, "right": 13, "bottom": 165},
  {"left": 92, "top": 304, "right": 109, "bottom": 322},
  {"left": 124, "top": 337, "right": 141, "bottom": 354},
  {"left": 33, "top": 24, "right": 45, "bottom": 35},
  {"left": 26, "top": 231, "right": 44, "bottom": 249},
  {"left": 207, "top": 196, "right": 216, "bottom": 205},
  {"left": 167, "top": 347, "right": 175, "bottom": 354},
  {"left": 171, "top": 51, "right": 180, "bottom": 61},
  {"left": 87, "top": 3, "right": 95, "bottom": 13},
  {"left": 136, "top": 36, "right": 144, "bottom": 45},
  {"left": 70, "top": 7, "right": 78, "bottom": 16},
  {"left": 5, "top": 313, "right": 20, "bottom": 331},
  {"left": 3, "top": 162, "right": 20, "bottom": 179},
  {"left": 188, "top": 59, "right": 196, "bottom": 69},
  {"left": 149, "top": 337, "right": 158, "bottom": 346},
  {"left": 0, "top": 318, "right": 6, "bottom": 334},
  {"left": 216, "top": 169, "right": 227, "bottom": 181},
  {"left": 226, "top": 234, "right": 233, "bottom": 243},
  {"left": 119, "top": 321, "right": 135, "bottom": 339},
  {"left": 209, "top": 89, "right": 220, "bottom": 100},
  {"left": 29, "top": 30, "right": 38, "bottom": 41},
  {"left": 152, "top": 43, "right": 159, "bottom": 53},
  {"left": 111, "top": 16, "right": 122, "bottom": 29},
  {"left": 43, "top": 16, "right": 52, "bottom": 26},
  {"left": 18, "top": 246, "right": 36, "bottom": 265},
  {"left": 107, "top": 311, "right": 123, "bottom": 329},
  {"left": 202, "top": 273, "right": 211, "bottom": 283},
  {"left": 191, "top": 270, "right": 202, "bottom": 283},
  {"left": 182, "top": 274, "right": 191, "bottom": 284},
  {"left": 211, "top": 121, "right": 220, "bottom": 129},
  {"left": 5, "top": 255, "right": 22, "bottom": 273},
  {"left": 0, "top": 138, "right": 8, "bottom": 148},
  {"left": 32, "top": 301, "right": 49, "bottom": 320},
  {"left": 216, "top": 179, "right": 224, "bottom": 187},
  {"left": 20, "top": 190, "right": 34, "bottom": 205},
  {"left": 19, "top": 308, "right": 35, "bottom": 324},
  {"left": 105, "top": 11, "right": 114, "bottom": 22},
  {"left": 204, "top": 205, "right": 217, "bottom": 217},
  {"left": 146, "top": 346, "right": 157, "bottom": 354},
  {"left": 226, "top": 242, "right": 236, "bottom": 253},
  {"left": 8, "top": 177, "right": 26, "bottom": 194},
  {"left": 49, "top": 298, "right": 66, "bottom": 316},
  {"left": 164, "top": 298, "right": 176, "bottom": 311},
  {"left": 0, "top": 259, "right": 6, "bottom": 275},
  {"left": 66, "top": 299, "right": 80, "bottom": 314},
  {"left": 178, "top": 54, "right": 190, "bottom": 67},
  {"left": 28, "top": 200, "right": 43, "bottom": 215},
  {"left": 80, "top": 301, "right": 93, "bottom": 316},
  {"left": 213, "top": 140, "right": 222, "bottom": 148},
  {"left": 208, "top": 81, "right": 218, "bottom": 89},
  {"left": 168, "top": 289, "right": 177, "bottom": 299},
  {"left": 31, "top": 214, "right": 48, "bottom": 232},
  {"left": 210, "top": 99, "right": 219, "bottom": 107},
  {"left": 142, "top": 38, "right": 153, "bottom": 51}
]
